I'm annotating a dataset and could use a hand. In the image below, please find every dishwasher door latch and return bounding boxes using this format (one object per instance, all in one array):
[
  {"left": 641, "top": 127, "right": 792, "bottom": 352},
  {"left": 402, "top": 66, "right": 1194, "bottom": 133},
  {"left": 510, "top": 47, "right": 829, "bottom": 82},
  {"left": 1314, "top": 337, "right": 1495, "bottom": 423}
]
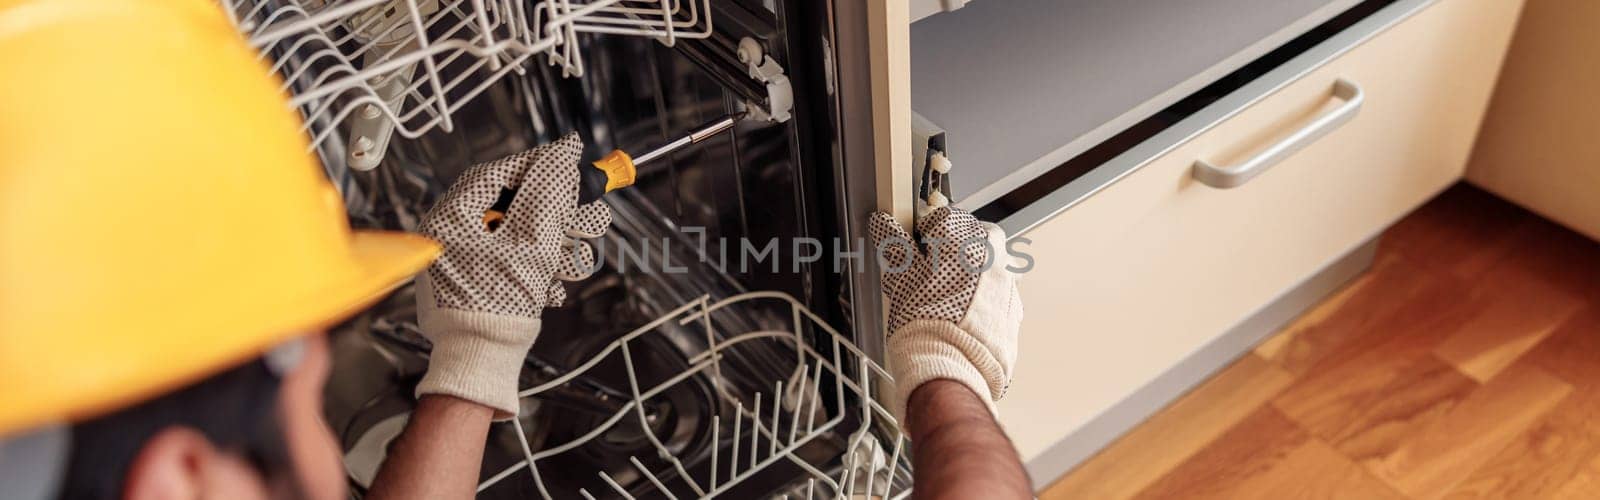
[
  {"left": 912, "top": 112, "right": 952, "bottom": 218},
  {"left": 737, "top": 37, "right": 793, "bottom": 123}
]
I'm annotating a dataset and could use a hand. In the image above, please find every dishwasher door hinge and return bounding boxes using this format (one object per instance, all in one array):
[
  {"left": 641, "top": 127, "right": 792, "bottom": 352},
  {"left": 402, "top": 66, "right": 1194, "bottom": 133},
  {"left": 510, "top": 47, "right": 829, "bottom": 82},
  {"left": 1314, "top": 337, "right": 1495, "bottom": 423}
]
[{"left": 736, "top": 37, "right": 793, "bottom": 123}]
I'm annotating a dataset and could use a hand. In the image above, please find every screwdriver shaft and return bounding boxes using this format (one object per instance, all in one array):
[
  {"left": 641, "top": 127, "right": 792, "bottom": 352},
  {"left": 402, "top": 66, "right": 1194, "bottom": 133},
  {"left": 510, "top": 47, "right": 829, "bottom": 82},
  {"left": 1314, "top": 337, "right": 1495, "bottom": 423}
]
[{"left": 630, "top": 113, "right": 742, "bottom": 166}]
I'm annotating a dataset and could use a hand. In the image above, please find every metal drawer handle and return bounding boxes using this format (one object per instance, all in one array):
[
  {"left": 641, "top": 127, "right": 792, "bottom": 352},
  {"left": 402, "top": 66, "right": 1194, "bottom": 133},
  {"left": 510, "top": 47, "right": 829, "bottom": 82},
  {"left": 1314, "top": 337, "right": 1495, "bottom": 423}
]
[{"left": 1193, "top": 78, "right": 1365, "bottom": 189}]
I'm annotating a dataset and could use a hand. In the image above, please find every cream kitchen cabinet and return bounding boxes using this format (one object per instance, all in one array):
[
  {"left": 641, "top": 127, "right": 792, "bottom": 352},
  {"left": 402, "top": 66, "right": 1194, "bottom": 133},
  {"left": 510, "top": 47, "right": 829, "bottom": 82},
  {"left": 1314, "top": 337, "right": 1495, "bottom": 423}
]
[
  {"left": 1466, "top": 0, "right": 1600, "bottom": 242},
  {"left": 847, "top": 0, "right": 1525, "bottom": 488}
]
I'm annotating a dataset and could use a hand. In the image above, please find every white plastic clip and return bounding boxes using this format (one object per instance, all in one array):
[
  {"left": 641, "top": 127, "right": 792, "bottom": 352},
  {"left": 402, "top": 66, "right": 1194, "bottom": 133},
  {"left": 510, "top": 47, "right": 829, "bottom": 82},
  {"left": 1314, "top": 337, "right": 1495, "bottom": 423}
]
[{"left": 736, "top": 37, "right": 793, "bottom": 123}]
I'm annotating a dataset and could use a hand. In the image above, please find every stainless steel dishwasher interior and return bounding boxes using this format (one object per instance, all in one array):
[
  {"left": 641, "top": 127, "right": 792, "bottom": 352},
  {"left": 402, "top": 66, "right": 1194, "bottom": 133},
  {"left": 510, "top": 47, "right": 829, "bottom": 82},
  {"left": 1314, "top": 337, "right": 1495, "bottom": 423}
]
[{"left": 299, "top": 6, "right": 880, "bottom": 498}]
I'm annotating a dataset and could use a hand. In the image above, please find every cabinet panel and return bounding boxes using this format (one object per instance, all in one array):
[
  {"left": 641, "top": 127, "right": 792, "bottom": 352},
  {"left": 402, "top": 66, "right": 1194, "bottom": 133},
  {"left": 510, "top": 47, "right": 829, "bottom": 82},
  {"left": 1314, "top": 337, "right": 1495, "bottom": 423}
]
[
  {"left": 997, "top": 0, "right": 1523, "bottom": 467},
  {"left": 1466, "top": 0, "right": 1600, "bottom": 242}
]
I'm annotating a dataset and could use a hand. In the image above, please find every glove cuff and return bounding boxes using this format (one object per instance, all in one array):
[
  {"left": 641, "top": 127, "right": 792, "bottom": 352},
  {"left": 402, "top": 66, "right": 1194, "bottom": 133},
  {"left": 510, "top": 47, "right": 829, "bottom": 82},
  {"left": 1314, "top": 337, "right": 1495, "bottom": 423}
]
[
  {"left": 887, "top": 319, "right": 1001, "bottom": 432},
  {"left": 415, "top": 310, "right": 541, "bottom": 420}
]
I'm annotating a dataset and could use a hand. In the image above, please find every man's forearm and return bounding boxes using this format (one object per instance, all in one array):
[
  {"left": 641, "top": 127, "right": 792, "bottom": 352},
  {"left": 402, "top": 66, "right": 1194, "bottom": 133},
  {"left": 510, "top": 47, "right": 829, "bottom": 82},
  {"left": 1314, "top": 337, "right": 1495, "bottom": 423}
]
[
  {"left": 368, "top": 395, "right": 496, "bottom": 500},
  {"left": 908, "top": 379, "right": 1032, "bottom": 499}
]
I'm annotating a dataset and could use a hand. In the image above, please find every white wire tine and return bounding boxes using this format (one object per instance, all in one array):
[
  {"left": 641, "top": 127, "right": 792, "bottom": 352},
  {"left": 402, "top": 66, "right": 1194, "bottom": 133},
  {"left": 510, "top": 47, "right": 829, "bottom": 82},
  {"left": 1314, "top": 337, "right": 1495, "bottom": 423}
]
[
  {"left": 512, "top": 0, "right": 534, "bottom": 43},
  {"left": 840, "top": 459, "right": 854, "bottom": 498},
  {"left": 496, "top": 0, "right": 519, "bottom": 39},
  {"left": 237, "top": 0, "right": 272, "bottom": 30},
  {"left": 629, "top": 456, "right": 678, "bottom": 500},
  {"left": 598, "top": 471, "right": 638, "bottom": 500},
  {"left": 394, "top": 0, "right": 451, "bottom": 131},
  {"left": 619, "top": 341, "right": 708, "bottom": 498},
  {"left": 730, "top": 401, "right": 742, "bottom": 480},
  {"left": 520, "top": 296, "right": 706, "bottom": 397},
  {"left": 579, "top": 489, "right": 598, "bottom": 500},
  {"left": 468, "top": 0, "right": 502, "bottom": 71},
  {"left": 562, "top": 1, "right": 585, "bottom": 77},
  {"left": 750, "top": 392, "right": 762, "bottom": 470},
  {"left": 791, "top": 302, "right": 804, "bottom": 373},
  {"left": 504, "top": 359, "right": 706, "bottom": 468},
  {"left": 247, "top": 0, "right": 390, "bottom": 47},
  {"left": 511, "top": 417, "right": 556, "bottom": 500},
  {"left": 830, "top": 333, "right": 846, "bottom": 413},
  {"left": 806, "top": 479, "right": 815, "bottom": 500},
  {"left": 807, "top": 360, "right": 822, "bottom": 434},
  {"left": 571, "top": 0, "right": 712, "bottom": 39},
  {"left": 585, "top": 0, "right": 677, "bottom": 17},
  {"left": 865, "top": 441, "right": 877, "bottom": 500},
  {"left": 787, "top": 364, "right": 805, "bottom": 446},
  {"left": 709, "top": 418, "right": 720, "bottom": 490},
  {"left": 610, "top": 2, "right": 710, "bottom": 45},
  {"left": 841, "top": 427, "right": 873, "bottom": 496},
  {"left": 698, "top": 296, "right": 726, "bottom": 402},
  {"left": 476, "top": 461, "right": 527, "bottom": 493},
  {"left": 858, "top": 358, "right": 872, "bottom": 424},
  {"left": 884, "top": 436, "right": 906, "bottom": 499},
  {"left": 347, "top": 2, "right": 420, "bottom": 54},
  {"left": 220, "top": 0, "right": 242, "bottom": 29},
  {"left": 770, "top": 380, "right": 783, "bottom": 456}
]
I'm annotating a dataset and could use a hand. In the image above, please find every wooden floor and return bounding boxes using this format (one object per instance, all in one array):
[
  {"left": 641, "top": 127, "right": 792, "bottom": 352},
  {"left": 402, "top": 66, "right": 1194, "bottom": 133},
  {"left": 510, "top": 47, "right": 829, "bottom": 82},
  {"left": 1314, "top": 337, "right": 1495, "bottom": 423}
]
[{"left": 1042, "top": 183, "right": 1600, "bottom": 500}]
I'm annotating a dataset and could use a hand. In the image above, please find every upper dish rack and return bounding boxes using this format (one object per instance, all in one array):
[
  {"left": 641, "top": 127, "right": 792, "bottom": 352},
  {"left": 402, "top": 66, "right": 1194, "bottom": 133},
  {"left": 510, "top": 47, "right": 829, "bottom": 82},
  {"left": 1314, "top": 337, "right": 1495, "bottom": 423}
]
[{"left": 222, "top": 0, "right": 714, "bottom": 169}]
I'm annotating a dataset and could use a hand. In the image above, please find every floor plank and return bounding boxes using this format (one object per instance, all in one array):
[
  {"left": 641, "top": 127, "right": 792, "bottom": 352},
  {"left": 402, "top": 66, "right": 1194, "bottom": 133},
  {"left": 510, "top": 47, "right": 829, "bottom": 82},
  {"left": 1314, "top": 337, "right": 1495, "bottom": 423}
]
[
  {"left": 1133, "top": 407, "right": 1407, "bottom": 500},
  {"left": 1442, "top": 390, "right": 1600, "bottom": 499},
  {"left": 1523, "top": 307, "right": 1600, "bottom": 391},
  {"left": 1267, "top": 261, "right": 1481, "bottom": 455},
  {"left": 1441, "top": 309, "right": 1600, "bottom": 498},
  {"left": 1300, "top": 356, "right": 1479, "bottom": 463},
  {"left": 1039, "top": 355, "right": 1294, "bottom": 500},
  {"left": 1360, "top": 363, "right": 1572, "bottom": 498},
  {"left": 1553, "top": 452, "right": 1600, "bottom": 499},
  {"left": 1224, "top": 438, "right": 1408, "bottom": 500},
  {"left": 1433, "top": 245, "right": 1588, "bottom": 382},
  {"left": 1486, "top": 215, "right": 1600, "bottom": 303},
  {"left": 1254, "top": 254, "right": 1415, "bottom": 373},
  {"left": 1047, "top": 184, "right": 1600, "bottom": 500},
  {"left": 1382, "top": 184, "right": 1532, "bottom": 282},
  {"left": 1130, "top": 407, "right": 1310, "bottom": 500},
  {"left": 1255, "top": 253, "right": 1475, "bottom": 377}
]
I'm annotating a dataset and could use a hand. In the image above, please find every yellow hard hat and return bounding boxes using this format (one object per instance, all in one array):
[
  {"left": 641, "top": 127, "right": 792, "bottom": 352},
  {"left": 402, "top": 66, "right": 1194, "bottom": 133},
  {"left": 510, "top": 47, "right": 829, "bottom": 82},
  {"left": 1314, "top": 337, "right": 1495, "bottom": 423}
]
[{"left": 0, "top": 0, "right": 441, "bottom": 435}]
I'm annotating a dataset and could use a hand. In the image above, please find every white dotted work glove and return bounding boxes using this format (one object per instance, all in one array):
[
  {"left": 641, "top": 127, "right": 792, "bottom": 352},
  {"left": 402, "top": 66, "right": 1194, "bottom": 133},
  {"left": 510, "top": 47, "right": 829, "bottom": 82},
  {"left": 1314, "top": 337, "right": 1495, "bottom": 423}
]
[
  {"left": 868, "top": 207, "right": 1023, "bottom": 428},
  {"left": 414, "top": 133, "right": 611, "bottom": 418}
]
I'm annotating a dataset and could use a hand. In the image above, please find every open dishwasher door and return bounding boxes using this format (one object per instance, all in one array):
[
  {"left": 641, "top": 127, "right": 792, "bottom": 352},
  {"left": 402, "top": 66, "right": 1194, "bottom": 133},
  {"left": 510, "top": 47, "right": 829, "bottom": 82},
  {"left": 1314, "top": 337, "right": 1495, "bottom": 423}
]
[{"left": 223, "top": 0, "right": 906, "bottom": 497}]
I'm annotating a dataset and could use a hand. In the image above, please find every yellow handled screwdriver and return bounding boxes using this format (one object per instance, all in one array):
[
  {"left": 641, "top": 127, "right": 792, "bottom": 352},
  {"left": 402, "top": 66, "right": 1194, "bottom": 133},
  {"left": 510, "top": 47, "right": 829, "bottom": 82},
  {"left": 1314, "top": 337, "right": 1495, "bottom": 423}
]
[{"left": 483, "top": 112, "right": 744, "bottom": 230}]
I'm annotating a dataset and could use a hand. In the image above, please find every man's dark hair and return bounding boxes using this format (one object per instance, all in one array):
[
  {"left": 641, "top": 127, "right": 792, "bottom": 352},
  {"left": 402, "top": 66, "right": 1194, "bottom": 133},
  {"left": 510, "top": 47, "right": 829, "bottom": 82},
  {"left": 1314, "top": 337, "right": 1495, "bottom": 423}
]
[{"left": 57, "top": 358, "right": 291, "bottom": 499}]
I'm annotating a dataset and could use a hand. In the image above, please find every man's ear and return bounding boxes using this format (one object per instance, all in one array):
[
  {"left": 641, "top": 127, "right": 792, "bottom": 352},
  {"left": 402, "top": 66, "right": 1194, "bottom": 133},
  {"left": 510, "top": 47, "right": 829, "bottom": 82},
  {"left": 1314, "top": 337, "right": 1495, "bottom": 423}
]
[{"left": 122, "top": 427, "right": 213, "bottom": 500}]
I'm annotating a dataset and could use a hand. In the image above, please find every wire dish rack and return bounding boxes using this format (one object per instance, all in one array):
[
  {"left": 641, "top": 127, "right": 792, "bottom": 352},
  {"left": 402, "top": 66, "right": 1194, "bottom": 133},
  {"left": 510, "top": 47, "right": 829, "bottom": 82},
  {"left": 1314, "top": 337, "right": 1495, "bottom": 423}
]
[
  {"left": 462, "top": 291, "right": 913, "bottom": 499},
  {"left": 221, "top": 2, "right": 905, "bottom": 496},
  {"left": 223, "top": 0, "right": 713, "bottom": 169}
]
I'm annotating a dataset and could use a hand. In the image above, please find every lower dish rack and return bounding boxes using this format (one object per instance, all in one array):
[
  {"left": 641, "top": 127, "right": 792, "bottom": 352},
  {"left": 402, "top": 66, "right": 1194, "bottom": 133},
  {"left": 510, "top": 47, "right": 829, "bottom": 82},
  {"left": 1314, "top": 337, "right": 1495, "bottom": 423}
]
[{"left": 336, "top": 292, "right": 912, "bottom": 499}]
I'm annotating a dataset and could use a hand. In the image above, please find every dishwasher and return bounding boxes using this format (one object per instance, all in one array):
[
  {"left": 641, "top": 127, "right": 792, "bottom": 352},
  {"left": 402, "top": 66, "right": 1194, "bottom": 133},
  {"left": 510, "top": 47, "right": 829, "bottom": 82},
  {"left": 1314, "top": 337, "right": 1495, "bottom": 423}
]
[{"left": 221, "top": 1, "right": 911, "bottom": 498}]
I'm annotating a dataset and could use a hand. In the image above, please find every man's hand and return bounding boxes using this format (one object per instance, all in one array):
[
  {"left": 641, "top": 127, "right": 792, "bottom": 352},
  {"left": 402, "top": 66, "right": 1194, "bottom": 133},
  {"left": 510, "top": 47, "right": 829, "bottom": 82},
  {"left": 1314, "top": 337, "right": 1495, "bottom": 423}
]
[
  {"left": 909, "top": 380, "right": 1032, "bottom": 499},
  {"left": 868, "top": 207, "right": 1022, "bottom": 427},
  {"left": 370, "top": 135, "right": 611, "bottom": 500},
  {"left": 368, "top": 395, "right": 495, "bottom": 500},
  {"left": 414, "top": 132, "right": 612, "bottom": 418},
  {"left": 870, "top": 207, "right": 1030, "bottom": 498}
]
